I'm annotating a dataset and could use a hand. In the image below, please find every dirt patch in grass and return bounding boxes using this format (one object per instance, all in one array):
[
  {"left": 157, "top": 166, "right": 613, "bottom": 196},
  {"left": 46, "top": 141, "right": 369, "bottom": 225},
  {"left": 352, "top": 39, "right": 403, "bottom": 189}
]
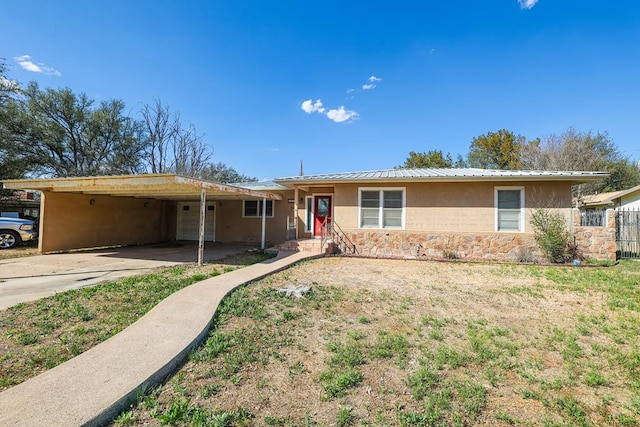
[{"left": 114, "top": 257, "right": 640, "bottom": 426}]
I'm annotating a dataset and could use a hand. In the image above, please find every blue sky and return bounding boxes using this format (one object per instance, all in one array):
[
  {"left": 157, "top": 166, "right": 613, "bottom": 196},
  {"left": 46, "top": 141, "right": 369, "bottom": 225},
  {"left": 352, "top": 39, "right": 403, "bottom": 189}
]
[{"left": 2, "top": 0, "right": 639, "bottom": 179}]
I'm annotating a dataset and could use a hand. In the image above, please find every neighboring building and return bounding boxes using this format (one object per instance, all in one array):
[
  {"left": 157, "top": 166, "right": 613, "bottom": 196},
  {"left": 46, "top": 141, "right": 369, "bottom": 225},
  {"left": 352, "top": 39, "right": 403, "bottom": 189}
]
[
  {"left": 580, "top": 184, "right": 640, "bottom": 258},
  {"left": 0, "top": 190, "right": 40, "bottom": 219},
  {"left": 580, "top": 184, "right": 640, "bottom": 209},
  {"left": 2, "top": 168, "right": 615, "bottom": 260}
]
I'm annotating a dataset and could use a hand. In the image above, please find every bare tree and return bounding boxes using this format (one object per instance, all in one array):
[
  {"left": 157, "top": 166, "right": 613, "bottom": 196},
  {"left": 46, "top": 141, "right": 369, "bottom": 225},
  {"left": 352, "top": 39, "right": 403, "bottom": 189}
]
[
  {"left": 171, "top": 125, "right": 212, "bottom": 178},
  {"left": 520, "top": 128, "right": 616, "bottom": 172},
  {"left": 520, "top": 127, "right": 640, "bottom": 194},
  {"left": 140, "top": 100, "right": 212, "bottom": 177},
  {"left": 140, "top": 99, "right": 179, "bottom": 173}
]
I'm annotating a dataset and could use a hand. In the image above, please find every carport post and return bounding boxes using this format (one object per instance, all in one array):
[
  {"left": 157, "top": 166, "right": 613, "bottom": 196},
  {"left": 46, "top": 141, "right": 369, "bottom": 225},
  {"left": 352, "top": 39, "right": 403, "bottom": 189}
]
[
  {"left": 198, "top": 188, "right": 206, "bottom": 266},
  {"left": 261, "top": 197, "right": 267, "bottom": 250}
]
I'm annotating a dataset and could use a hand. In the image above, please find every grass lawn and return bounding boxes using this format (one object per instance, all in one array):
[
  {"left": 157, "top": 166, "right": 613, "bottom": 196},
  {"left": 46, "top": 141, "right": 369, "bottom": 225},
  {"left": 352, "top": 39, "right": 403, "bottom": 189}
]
[
  {"left": 111, "top": 257, "right": 640, "bottom": 427},
  {"left": 0, "top": 251, "right": 272, "bottom": 391}
]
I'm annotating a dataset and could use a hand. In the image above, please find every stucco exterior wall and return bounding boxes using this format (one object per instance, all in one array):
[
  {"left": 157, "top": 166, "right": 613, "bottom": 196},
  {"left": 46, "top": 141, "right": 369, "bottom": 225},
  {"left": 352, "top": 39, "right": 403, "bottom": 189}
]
[
  {"left": 215, "top": 191, "right": 294, "bottom": 245},
  {"left": 333, "top": 181, "right": 572, "bottom": 233},
  {"left": 39, "top": 192, "right": 169, "bottom": 253}
]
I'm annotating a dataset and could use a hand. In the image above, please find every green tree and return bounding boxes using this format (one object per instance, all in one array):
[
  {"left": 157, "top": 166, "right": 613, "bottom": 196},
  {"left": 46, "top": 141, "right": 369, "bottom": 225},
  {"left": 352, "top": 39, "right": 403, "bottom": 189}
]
[
  {"left": 602, "top": 159, "right": 640, "bottom": 192},
  {"left": 0, "top": 58, "right": 19, "bottom": 103},
  {"left": 399, "top": 150, "right": 454, "bottom": 168},
  {"left": 468, "top": 129, "right": 532, "bottom": 170},
  {"left": 0, "top": 83, "right": 145, "bottom": 177},
  {"left": 0, "top": 59, "right": 30, "bottom": 181},
  {"left": 199, "top": 162, "right": 256, "bottom": 183}
]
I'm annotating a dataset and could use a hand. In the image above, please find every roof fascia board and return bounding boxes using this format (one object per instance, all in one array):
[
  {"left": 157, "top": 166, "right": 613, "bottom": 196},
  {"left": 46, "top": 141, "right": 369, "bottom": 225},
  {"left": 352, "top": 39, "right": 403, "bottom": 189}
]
[
  {"left": 2, "top": 174, "right": 282, "bottom": 201},
  {"left": 275, "top": 175, "right": 607, "bottom": 186},
  {"left": 173, "top": 176, "right": 281, "bottom": 200}
]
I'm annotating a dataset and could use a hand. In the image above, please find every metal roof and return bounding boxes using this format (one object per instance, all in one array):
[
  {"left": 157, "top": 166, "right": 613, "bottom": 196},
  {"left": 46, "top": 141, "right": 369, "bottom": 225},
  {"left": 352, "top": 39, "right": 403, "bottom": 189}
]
[
  {"left": 234, "top": 180, "right": 289, "bottom": 191},
  {"left": 275, "top": 168, "right": 608, "bottom": 185},
  {"left": 1, "top": 174, "right": 282, "bottom": 201}
]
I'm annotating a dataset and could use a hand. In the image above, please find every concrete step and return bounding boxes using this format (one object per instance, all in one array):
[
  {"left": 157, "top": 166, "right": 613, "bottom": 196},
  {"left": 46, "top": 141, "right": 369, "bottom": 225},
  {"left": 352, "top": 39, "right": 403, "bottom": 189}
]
[{"left": 272, "top": 239, "right": 332, "bottom": 254}]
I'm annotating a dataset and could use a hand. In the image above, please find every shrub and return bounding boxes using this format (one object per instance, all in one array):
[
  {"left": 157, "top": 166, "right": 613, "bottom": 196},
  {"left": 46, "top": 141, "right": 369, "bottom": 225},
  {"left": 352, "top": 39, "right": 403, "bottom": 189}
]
[{"left": 530, "top": 208, "right": 573, "bottom": 263}]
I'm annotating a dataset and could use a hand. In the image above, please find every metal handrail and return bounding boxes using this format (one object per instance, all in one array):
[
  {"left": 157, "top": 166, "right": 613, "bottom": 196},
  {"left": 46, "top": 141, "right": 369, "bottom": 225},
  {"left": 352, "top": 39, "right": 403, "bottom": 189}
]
[
  {"left": 320, "top": 217, "right": 330, "bottom": 251},
  {"left": 320, "top": 218, "right": 357, "bottom": 255},
  {"left": 332, "top": 221, "right": 358, "bottom": 254}
]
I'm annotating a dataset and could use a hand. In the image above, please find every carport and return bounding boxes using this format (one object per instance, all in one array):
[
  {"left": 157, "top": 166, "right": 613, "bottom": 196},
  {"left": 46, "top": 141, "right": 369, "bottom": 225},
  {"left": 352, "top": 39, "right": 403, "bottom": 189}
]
[{"left": 1, "top": 174, "right": 282, "bottom": 264}]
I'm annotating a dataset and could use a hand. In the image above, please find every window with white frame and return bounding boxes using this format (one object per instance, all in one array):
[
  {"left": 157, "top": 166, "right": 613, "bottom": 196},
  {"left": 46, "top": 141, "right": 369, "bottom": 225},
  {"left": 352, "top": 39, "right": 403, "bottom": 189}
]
[
  {"left": 243, "top": 200, "right": 274, "bottom": 218},
  {"left": 305, "top": 196, "right": 313, "bottom": 232},
  {"left": 495, "top": 187, "right": 524, "bottom": 232},
  {"left": 359, "top": 188, "right": 405, "bottom": 229}
]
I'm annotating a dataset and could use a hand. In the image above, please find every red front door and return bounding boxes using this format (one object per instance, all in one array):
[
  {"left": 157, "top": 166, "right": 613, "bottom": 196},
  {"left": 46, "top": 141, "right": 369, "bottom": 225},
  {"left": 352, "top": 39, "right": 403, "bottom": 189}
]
[{"left": 313, "top": 195, "right": 332, "bottom": 237}]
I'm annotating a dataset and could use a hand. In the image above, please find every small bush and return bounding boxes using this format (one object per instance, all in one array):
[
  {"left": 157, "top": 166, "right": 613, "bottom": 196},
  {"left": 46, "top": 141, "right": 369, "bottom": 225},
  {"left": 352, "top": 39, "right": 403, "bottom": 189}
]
[{"left": 530, "top": 208, "right": 573, "bottom": 263}]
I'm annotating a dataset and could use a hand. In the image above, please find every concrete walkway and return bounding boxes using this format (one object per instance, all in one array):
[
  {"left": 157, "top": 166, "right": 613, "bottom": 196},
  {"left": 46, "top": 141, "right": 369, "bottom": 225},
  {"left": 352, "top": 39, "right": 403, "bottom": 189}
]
[
  {"left": 0, "top": 250, "right": 320, "bottom": 427},
  {"left": 0, "top": 243, "right": 254, "bottom": 310}
]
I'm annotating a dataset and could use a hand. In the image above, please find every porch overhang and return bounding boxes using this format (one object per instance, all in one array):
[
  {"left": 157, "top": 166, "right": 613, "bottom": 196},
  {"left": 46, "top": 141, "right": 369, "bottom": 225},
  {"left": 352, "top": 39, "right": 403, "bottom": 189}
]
[
  {"left": 1, "top": 174, "right": 282, "bottom": 257},
  {"left": 1, "top": 174, "right": 282, "bottom": 202}
]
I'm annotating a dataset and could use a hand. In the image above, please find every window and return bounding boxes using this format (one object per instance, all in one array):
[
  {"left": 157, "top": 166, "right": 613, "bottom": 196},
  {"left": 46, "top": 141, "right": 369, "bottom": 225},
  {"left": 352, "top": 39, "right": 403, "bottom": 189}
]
[
  {"left": 359, "top": 188, "right": 405, "bottom": 229},
  {"left": 580, "top": 208, "right": 606, "bottom": 226},
  {"left": 495, "top": 187, "right": 524, "bottom": 232},
  {"left": 305, "top": 196, "right": 313, "bottom": 232},
  {"left": 243, "top": 200, "right": 274, "bottom": 218}
]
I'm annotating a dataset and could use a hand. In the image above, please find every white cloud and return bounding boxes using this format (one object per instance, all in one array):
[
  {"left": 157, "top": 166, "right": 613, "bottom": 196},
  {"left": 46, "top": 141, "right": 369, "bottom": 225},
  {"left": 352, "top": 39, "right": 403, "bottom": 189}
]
[
  {"left": 518, "top": 0, "right": 539, "bottom": 9},
  {"left": 362, "top": 84, "right": 376, "bottom": 90},
  {"left": 0, "top": 77, "right": 20, "bottom": 91},
  {"left": 346, "top": 88, "right": 355, "bottom": 94},
  {"left": 368, "top": 75, "right": 382, "bottom": 82},
  {"left": 326, "top": 106, "right": 359, "bottom": 123},
  {"left": 301, "top": 99, "right": 325, "bottom": 114},
  {"left": 14, "top": 55, "right": 61, "bottom": 76}
]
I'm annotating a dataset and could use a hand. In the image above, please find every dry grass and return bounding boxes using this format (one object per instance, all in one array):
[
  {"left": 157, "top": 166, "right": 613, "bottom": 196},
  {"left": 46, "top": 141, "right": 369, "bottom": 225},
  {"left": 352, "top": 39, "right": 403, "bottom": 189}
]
[
  {"left": 0, "top": 242, "right": 39, "bottom": 260},
  {"left": 0, "top": 251, "right": 271, "bottom": 391},
  {"left": 114, "top": 257, "right": 640, "bottom": 426}
]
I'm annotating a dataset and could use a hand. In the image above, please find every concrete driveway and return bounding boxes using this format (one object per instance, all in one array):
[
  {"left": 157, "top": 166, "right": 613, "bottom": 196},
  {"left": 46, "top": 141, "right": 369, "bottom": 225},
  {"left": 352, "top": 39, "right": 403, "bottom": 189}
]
[{"left": 0, "top": 243, "right": 256, "bottom": 310}]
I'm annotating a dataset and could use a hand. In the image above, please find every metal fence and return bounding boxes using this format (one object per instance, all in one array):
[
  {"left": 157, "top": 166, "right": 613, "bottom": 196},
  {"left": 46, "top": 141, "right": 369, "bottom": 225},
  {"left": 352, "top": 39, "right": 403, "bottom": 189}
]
[
  {"left": 286, "top": 216, "right": 296, "bottom": 241},
  {"left": 616, "top": 208, "right": 640, "bottom": 259},
  {"left": 580, "top": 208, "right": 607, "bottom": 227}
]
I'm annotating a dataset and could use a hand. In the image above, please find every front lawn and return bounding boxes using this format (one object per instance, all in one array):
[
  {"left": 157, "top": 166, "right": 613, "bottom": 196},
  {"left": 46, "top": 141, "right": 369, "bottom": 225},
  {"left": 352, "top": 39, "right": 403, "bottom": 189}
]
[
  {"left": 0, "top": 251, "right": 272, "bottom": 390},
  {"left": 114, "top": 257, "right": 640, "bottom": 426}
]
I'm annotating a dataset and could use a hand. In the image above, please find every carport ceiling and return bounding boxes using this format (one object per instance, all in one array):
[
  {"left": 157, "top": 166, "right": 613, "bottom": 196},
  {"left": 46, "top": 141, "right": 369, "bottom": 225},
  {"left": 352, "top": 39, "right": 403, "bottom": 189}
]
[{"left": 1, "top": 174, "right": 282, "bottom": 201}]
